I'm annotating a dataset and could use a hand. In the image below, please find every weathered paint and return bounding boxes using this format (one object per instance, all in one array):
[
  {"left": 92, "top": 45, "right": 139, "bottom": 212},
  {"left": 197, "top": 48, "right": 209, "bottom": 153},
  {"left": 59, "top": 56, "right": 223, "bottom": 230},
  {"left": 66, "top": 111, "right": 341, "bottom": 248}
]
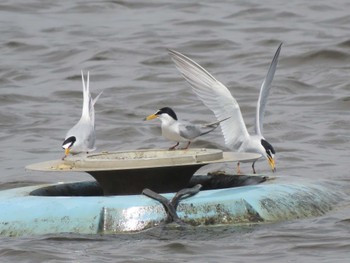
[
  {"left": 0, "top": 179, "right": 343, "bottom": 237},
  {"left": 26, "top": 150, "right": 261, "bottom": 195}
]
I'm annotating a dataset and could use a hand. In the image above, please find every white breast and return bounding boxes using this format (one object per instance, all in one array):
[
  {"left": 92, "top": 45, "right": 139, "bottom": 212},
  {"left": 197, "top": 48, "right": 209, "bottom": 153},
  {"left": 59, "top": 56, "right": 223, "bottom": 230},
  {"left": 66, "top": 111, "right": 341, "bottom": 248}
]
[
  {"left": 158, "top": 114, "right": 188, "bottom": 142},
  {"left": 161, "top": 122, "right": 188, "bottom": 142}
]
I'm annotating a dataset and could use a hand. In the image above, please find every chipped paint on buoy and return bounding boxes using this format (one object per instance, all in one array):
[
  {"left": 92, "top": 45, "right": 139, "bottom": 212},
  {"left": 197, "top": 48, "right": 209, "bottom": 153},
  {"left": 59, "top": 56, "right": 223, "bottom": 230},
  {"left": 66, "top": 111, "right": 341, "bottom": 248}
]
[{"left": 0, "top": 178, "right": 343, "bottom": 237}]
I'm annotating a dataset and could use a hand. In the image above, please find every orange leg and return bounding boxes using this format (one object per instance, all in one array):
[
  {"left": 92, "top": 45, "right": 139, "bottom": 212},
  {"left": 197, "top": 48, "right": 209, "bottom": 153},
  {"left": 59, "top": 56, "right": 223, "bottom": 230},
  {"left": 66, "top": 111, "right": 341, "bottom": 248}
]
[
  {"left": 183, "top": 141, "right": 191, "bottom": 150},
  {"left": 236, "top": 162, "right": 241, "bottom": 175},
  {"left": 169, "top": 142, "right": 179, "bottom": 150}
]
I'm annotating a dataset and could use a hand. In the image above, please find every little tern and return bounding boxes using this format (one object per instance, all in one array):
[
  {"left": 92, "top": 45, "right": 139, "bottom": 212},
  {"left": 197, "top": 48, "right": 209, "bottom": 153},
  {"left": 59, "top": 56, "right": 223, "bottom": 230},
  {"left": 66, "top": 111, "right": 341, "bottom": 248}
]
[
  {"left": 169, "top": 44, "right": 282, "bottom": 173},
  {"left": 144, "top": 107, "right": 230, "bottom": 150},
  {"left": 62, "top": 71, "right": 102, "bottom": 159}
]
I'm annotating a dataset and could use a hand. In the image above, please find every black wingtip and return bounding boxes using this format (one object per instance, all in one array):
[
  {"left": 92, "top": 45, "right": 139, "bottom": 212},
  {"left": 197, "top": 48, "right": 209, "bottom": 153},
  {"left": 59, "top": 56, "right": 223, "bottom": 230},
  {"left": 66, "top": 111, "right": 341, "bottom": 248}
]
[{"left": 277, "top": 42, "right": 283, "bottom": 51}]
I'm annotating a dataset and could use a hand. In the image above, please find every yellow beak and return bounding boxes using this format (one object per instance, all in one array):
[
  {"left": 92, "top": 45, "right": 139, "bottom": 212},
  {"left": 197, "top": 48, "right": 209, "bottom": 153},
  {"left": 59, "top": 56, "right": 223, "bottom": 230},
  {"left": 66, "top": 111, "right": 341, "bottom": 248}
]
[
  {"left": 65, "top": 148, "right": 71, "bottom": 156},
  {"left": 144, "top": 114, "right": 157, "bottom": 121},
  {"left": 268, "top": 156, "right": 276, "bottom": 172}
]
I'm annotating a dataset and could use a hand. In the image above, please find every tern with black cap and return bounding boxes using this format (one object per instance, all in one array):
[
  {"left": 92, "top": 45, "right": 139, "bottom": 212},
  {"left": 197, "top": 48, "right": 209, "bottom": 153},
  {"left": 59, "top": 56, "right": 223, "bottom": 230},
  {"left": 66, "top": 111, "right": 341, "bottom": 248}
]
[
  {"left": 144, "top": 107, "right": 230, "bottom": 150},
  {"left": 62, "top": 71, "right": 102, "bottom": 159},
  {"left": 169, "top": 44, "right": 282, "bottom": 173}
]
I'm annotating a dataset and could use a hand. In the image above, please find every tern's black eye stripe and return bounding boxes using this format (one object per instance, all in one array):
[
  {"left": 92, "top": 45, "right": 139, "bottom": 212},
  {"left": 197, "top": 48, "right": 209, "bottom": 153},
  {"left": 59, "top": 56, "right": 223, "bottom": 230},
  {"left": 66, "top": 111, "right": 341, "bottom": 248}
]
[
  {"left": 261, "top": 139, "right": 275, "bottom": 155},
  {"left": 62, "top": 136, "right": 76, "bottom": 147}
]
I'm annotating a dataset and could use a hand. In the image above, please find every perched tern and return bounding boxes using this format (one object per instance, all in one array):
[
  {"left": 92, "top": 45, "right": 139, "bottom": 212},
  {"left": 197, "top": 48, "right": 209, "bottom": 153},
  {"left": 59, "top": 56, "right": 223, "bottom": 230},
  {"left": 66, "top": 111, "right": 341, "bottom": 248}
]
[
  {"left": 144, "top": 107, "right": 230, "bottom": 150},
  {"left": 62, "top": 71, "right": 102, "bottom": 159},
  {"left": 169, "top": 44, "right": 282, "bottom": 173}
]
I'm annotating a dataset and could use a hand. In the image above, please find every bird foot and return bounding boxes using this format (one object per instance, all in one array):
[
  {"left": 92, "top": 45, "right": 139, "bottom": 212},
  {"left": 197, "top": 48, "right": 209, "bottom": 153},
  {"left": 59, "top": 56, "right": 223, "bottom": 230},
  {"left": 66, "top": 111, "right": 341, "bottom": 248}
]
[
  {"left": 168, "top": 142, "right": 179, "bottom": 150},
  {"left": 181, "top": 141, "right": 191, "bottom": 150},
  {"left": 142, "top": 184, "right": 202, "bottom": 225}
]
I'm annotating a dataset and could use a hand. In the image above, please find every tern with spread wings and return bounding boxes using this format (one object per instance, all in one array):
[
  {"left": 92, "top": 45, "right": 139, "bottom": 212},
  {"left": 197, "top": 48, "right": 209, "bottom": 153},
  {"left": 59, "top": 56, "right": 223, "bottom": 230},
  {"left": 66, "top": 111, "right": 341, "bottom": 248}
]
[{"left": 169, "top": 44, "right": 282, "bottom": 173}]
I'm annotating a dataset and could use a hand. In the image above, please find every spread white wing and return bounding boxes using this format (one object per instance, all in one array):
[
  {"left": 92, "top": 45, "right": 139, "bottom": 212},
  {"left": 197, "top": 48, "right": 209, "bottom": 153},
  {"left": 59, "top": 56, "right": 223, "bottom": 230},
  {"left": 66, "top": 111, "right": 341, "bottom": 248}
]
[
  {"left": 255, "top": 43, "right": 282, "bottom": 136},
  {"left": 169, "top": 50, "right": 249, "bottom": 150}
]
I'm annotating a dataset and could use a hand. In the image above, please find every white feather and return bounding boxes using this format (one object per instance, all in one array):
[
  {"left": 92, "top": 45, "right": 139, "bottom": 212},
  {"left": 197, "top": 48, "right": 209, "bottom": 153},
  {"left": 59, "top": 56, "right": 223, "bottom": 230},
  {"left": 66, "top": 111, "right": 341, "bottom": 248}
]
[
  {"left": 169, "top": 45, "right": 282, "bottom": 172},
  {"left": 63, "top": 71, "right": 102, "bottom": 154}
]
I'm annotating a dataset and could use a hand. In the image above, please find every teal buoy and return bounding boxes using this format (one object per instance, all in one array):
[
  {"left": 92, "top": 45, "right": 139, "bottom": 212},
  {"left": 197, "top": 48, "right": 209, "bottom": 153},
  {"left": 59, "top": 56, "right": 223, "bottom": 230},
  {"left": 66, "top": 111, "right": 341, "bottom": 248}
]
[
  {"left": 0, "top": 149, "right": 340, "bottom": 236},
  {"left": 0, "top": 177, "right": 342, "bottom": 237}
]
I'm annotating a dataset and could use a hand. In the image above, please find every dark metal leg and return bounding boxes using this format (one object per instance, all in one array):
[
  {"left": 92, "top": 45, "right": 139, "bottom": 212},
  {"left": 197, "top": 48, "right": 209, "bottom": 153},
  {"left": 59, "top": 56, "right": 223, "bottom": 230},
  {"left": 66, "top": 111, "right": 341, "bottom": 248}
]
[
  {"left": 142, "top": 189, "right": 180, "bottom": 223},
  {"left": 171, "top": 184, "right": 201, "bottom": 210},
  {"left": 142, "top": 184, "right": 202, "bottom": 224}
]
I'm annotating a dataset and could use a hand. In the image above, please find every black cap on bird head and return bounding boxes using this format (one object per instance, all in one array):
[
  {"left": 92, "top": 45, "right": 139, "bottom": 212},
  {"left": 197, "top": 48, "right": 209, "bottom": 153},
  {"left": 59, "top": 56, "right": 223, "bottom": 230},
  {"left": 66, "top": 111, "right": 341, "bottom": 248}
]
[
  {"left": 62, "top": 136, "right": 76, "bottom": 156},
  {"left": 261, "top": 139, "right": 276, "bottom": 172},
  {"left": 156, "top": 107, "right": 178, "bottom": 120}
]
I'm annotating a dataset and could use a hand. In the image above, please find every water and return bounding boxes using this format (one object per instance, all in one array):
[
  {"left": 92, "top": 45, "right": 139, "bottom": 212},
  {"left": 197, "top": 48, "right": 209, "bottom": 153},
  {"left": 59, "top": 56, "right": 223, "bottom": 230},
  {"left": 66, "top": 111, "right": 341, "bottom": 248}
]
[{"left": 1, "top": 0, "right": 350, "bottom": 262}]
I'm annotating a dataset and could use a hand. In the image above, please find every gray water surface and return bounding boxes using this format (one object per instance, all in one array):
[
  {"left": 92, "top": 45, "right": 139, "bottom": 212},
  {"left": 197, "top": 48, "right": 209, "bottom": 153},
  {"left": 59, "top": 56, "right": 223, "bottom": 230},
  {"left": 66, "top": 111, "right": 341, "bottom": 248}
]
[{"left": 1, "top": 0, "right": 350, "bottom": 262}]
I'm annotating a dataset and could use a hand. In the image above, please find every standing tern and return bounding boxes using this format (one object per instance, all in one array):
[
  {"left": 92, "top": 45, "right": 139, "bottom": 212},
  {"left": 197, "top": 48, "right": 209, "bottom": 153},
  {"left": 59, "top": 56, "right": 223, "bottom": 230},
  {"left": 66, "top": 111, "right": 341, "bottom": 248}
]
[
  {"left": 62, "top": 71, "right": 102, "bottom": 159},
  {"left": 169, "top": 44, "right": 282, "bottom": 173},
  {"left": 144, "top": 107, "right": 230, "bottom": 150}
]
